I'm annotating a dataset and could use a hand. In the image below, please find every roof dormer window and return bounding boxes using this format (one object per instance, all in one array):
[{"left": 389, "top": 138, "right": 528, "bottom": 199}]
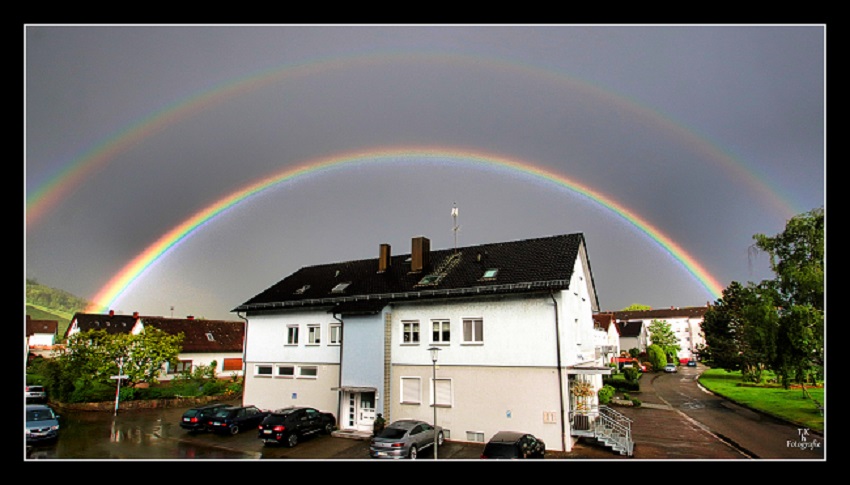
[{"left": 331, "top": 282, "right": 351, "bottom": 293}]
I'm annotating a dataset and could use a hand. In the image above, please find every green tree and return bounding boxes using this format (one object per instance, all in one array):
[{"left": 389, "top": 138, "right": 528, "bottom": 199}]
[
  {"left": 646, "top": 344, "right": 667, "bottom": 372},
  {"left": 703, "top": 207, "right": 824, "bottom": 388},
  {"left": 647, "top": 319, "right": 680, "bottom": 362},
  {"left": 622, "top": 303, "right": 651, "bottom": 311},
  {"left": 752, "top": 207, "right": 824, "bottom": 386},
  {"left": 51, "top": 328, "right": 183, "bottom": 399}
]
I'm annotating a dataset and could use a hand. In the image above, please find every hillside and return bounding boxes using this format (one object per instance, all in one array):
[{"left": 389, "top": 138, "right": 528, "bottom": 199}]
[{"left": 25, "top": 279, "right": 91, "bottom": 338}]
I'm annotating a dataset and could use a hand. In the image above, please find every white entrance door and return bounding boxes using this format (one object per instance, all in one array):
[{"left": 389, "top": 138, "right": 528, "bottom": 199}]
[
  {"left": 345, "top": 391, "right": 376, "bottom": 432},
  {"left": 357, "top": 392, "right": 376, "bottom": 432}
]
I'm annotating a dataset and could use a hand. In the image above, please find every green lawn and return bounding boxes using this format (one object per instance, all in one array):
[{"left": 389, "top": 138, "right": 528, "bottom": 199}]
[{"left": 698, "top": 368, "right": 824, "bottom": 432}]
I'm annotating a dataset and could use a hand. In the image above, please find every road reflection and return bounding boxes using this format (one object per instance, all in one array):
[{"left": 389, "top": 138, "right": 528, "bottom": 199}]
[{"left": 25, "top": 400, "right": 257, "bottom": 460}]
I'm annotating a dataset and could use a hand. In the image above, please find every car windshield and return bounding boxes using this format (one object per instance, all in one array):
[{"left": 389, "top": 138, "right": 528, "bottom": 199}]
[
  {"left": 212, "top": 409, "right": 234, "bottom": 418},
  {"left": 483, "top": 443, "right": 518, "bottom": 458},
  {"left": 27, "top": 409, "right": 55, "bottom": 422},
  {"left": 376, "top": 427, "right": 408, "bottom": 439}
]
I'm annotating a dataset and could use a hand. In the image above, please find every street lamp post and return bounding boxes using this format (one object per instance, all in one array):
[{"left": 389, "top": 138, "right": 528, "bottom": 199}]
[{"left": 428, "top": 346, "right": 441, "bottom": 460}]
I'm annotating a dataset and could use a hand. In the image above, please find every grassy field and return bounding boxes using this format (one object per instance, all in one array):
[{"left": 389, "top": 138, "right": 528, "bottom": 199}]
[{"left": 698, "top": 368, "right": 824, "bottom": 432}]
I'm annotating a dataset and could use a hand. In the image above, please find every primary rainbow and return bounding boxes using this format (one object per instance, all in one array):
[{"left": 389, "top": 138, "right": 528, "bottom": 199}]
[{"left": 86, "top": 146, "right": 726, "bottom": 313}]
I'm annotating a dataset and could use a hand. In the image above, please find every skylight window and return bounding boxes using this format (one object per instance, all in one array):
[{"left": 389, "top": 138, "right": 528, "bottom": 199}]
[
  {"left": 294, "top": 285, "right": 310, "bottom": 295},
  {"left": 482, "top": 268, "right": 499, "bottom": 279},
  {"left": 206, "top": 332, "right": 215, "bottom": 341},
  {"left": 331, "top": 282, "right": 351, "bottom": 293},
  {"left": 417, "top": 275, "right": 440, "bottom": 286}
]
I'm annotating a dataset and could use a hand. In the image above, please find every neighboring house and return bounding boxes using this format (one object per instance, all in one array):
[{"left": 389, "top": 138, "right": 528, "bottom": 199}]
[
  {"left": 65, "top": 311, "right": 245, "bottom": 380},
  {"left": 611, "top": 306, "right": 709, "bottom": 361},
  {"left": 615, "top": 320, "right": 647, "bottom": 356},
  {"left": 592, "top": 313, "right": 620, "bottom": 364},
  {"left": 26, "top": 315, "right": 60, "bottom": 358},
  {"left": 233, "top": 233, "right": 632, "bottom": 454}
]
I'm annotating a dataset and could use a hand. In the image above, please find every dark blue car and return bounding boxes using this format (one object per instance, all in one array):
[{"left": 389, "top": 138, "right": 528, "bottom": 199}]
[{"left": 205, "top": 405, "right": 269, "bottom": 435}]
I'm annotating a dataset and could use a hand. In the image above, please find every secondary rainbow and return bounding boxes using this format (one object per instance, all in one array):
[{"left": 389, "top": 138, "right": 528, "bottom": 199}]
[
  {"left": 27, "top": 51, "right": 799, "bottom": 228},
  {"left": 86, "top": 147, "right": 726, "bottom": 313}
]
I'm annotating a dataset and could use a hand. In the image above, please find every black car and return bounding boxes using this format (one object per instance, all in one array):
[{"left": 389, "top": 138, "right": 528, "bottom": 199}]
[
  {"left": 205, "top": 405, "right": 269, "bottom": 435},
  {"left": 180, "top": 403, "right": 232, "bottom": 432},
  {"left": 258, "top": 406, "right": 337, "bottom": 447},
  {"left": 481, "top": 431, "right": 546, "bottom": 459}
]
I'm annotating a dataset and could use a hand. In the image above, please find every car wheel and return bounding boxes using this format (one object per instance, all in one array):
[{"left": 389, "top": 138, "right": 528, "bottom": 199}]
[
  {"left": 436, "top": 431, "right": 444, "bottom": 446},
  {"left": 229, "top": 425, "right": 239, "bottom": 435},
  {"left": 408, "top": 445, "right": 418, "bottom": 459},
  {"left": 287, "top": 433, "right": 298, "bottom": 448},
  {"left": 323, "top": 422, "right": 334, "bottom": 434}
]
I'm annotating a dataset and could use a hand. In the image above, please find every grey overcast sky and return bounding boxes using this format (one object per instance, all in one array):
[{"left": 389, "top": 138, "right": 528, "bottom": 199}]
[{"left": 24, "top": 24, "right": 825, "bottom": 320}]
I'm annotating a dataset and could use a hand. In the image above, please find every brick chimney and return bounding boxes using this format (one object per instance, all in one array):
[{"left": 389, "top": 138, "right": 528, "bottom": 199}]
[
  {"left": 411, "top": 236, "right": 430, "bottom": 273},
  {"left": 132, "top": 311, "right": 139, "bottom": 319},
  {"left": 187, "top": 315, "right": 194, "bottom": 320},
  {"left": 378, "top": 243, "right": 391, "bottom": 273},
  {"left": 109, "top": 310, "right": 115, "bottom": 317}
]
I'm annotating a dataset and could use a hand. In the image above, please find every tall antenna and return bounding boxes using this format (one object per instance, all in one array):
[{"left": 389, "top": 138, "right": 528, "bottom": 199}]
[{"left": 452, "top": 203, "right": 460, "bottom": 252}]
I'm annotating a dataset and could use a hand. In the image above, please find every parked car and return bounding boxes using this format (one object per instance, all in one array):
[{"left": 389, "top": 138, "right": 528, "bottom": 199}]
[
  {"left": 370, "top": 419, "right": 443, "bottom": 459},
  {"left": 25, "top": 385, "right": 46, "bottom": 402},
  {"left": 258, "top": 406, "right": 336, "bottom": 447},
  {"left": 26, "top": 404, "right": 60, "bottom": 444},
  {"left": 687, "top": 360, "right": 697, "bottom": 367},
  {"left": 664, "top": 363, "right": 678, "bottom": 373},
  {"left": 481, "top": 431, "right": 546, "bottom": 459},
  {"left": 180, "top": 403, "right": 232, "bottom": 432},
  {"left": 205, "top": 405, "right": 269, "bottom": 435}
]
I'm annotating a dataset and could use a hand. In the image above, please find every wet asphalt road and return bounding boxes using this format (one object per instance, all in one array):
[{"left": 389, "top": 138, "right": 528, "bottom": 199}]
[{"left": 25, "top": 366, "right": 825, "bottom": 461}]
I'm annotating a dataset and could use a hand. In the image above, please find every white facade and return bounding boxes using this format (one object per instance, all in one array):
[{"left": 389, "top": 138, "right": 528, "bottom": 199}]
[{"left": 239, "top": 246, "right": 605, "bottom": 452}]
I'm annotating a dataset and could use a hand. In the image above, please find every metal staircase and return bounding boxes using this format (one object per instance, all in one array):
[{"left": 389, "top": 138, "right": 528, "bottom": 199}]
[{"left": 570, "top": 406, "right": 634, "bottom": 456}]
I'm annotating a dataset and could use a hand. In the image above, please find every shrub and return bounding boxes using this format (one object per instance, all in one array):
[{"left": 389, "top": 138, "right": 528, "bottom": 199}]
[
  {"left": 597, "top": 384, "right": 616, "bottom": 404},
  {"left": 631, "top": 398, "right": 642, "bottom": 407},
  {"left": 623, "top": 366, "right": 640, "bottom": 382}
]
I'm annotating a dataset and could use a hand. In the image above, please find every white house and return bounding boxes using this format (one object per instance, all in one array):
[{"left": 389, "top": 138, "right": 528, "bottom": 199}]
[
  {"left": 234, "top": 233, "right": 633, "bottom": 455},
  {"left": 612, "top": 306, "right": 709, "bottom": 361},
  {"left": 65, "top": 312, "right": 245, "bottom": 380}
]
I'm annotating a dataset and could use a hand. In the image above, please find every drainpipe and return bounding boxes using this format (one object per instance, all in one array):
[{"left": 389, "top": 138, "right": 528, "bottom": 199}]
[
  {"left": 550, "top": 290, "right": 567, "bottom": 452},
  {"left": 332, "top": 312, "right": 344, "bottom": 427},
  {"left": 237, "top": 312, "right": 249, "bottom": 406}
]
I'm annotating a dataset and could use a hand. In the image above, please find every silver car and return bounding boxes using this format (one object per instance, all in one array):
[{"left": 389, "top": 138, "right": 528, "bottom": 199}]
[{"left": 370, "top": 419, "right": 444, "bottom": 459}]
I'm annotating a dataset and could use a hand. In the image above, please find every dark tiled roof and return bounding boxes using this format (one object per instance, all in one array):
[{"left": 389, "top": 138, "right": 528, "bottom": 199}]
[
  {"left": 141, "top": 317, "right": 244, "bottom": 353},
  {"left": 235, "top": 233, "right": 591, "bottom": 312},
  {"left": 68, "top": 312, "right": 138, "bottom": 337},
  {"left": 612, "top": 306, "right": 709, "bottom": 322},
  {"left": 26, "top": 315, "right": 58, "bottom": 337},
  {"left": 66, "top": 313, "right": 244, "bottom": 353},
  {"left": 616, "top": 321, "right": 644, "bottom": 338}
]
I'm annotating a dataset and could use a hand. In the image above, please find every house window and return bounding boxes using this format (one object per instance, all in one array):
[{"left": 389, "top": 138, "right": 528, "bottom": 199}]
[
  {"left": 255, "top": 364, "right": 273, "bottom": 377},
  {"left": 482, "top": 268, "right": 499, "bottom": 279},
  {"left": 168, "top": 360, "right": 193, "bottom": 374},
  {"left": 462, "top": 318, "right": 483, "bottom": 343},
  {"left": 466, "top": 431, "right": 485, "bottom": 443},
  {"left": 400, "top": 376, "right": 421, "bottom": 404},
  {"left": 298, "top": 366, "right": 318, "bottom": 378},
  {"left": 431, "top": 378, "right": 452, "bottom": 407},
  {"left": 222, "top": 358, "right": 242, "bottom": 372},
  {"left": 431, "top": 319, "right": 450, "bottom": 343},
  {"left": 287, "top": 325, "right": 299, "bottom": 345},
  {"left": 276, "top": 365, "right": 295, "bottom": 378},
  {"left": 205, "top": 332, "right": 215, "bottom": 341},
  {"left": 329, "top": 323, "right": 341, "bottom": 345},
  {"left": 402, "top": 320, "right": 420, "bottom": 344},
  {"left": 307, "top": 324, "right": 321, "bottom": 345}
]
